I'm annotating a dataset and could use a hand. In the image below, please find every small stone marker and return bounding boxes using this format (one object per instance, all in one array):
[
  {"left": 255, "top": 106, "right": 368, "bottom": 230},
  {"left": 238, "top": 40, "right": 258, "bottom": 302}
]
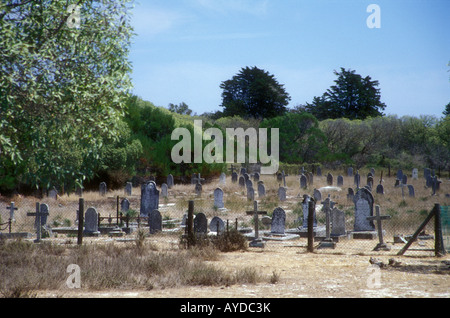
[
  {"left": 331, "top": 208, "right": 346, "bottom": 237},
  {"left": 257, "top": 182, "right": 266, "bottom": 198},
  {"left": 313, "top": 188, "right": 322, "bottom": 202},
  {"left": 412, "top": 168, "right": 418, "bottom": 180},
  {"left": 376, "top": 184, "right": 384, "bottom": 195},
  {"left": 327, "top": 173, "right": 333, "bottom": 186},
  {"left": 337, "top": 175, "right": 344, "bottom": 187},
  {"left": 194, "top": 213, "right": 208, "bottom": 235},
  {"left": 167, "top": 174, "right": 174, "bottom": 189},
  {"left": 271, "top": 207, "right": 286, "bottom": 235},
  {"left": 219, "top": 172, "right": 226, "bottom": 185},
  {"left": 300, "top": 174, "right": 307, "bottom": 189},
  {"left": 209, "top": 216, "right": 225, "bottom": 233},
  {"left": 120, "top": 198, "right": 130, "bottom": 213},
  {"left": 366, "top": 205, "right": 391, "bottom": 251},
  {"left": 84, "top": 207, "right": 100, "bottom": 237},
  {"left": 278, "top": 186, "right": 286, "bottom": 201},
  {"left": 214, "top": 188, "right": 224, "bottom": 209},
  {"left": 161, "top": 183, "right": 168, "bottom": 198},
  {"left": 232, "top": 172, "right": 238, "bottom": 183},
  {"left": 195, "top": 182, "right": 202, "bottom": 196},
  {"left": 407, "top": 184, "right": 415, "bottom": 197},
  {"left": 48, "top": 187, "right": 58, "bottom": 200},
  {"left": 238, "top": 176, "right": 245, "bottom": 187},
  {"left": 149, "top": 209, "right": 162, "bottom": 234},
  {"left": 125, "top": 182, "right": 132, "bottom": 196},
  {"left": 247, "top": 186, "right": 255, "bottom": 201}
]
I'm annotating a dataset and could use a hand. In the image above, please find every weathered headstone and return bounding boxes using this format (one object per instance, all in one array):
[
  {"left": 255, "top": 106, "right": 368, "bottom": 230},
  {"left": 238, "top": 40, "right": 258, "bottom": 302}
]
[
  {"left": 337, "top": 175, "right": 344, "bottom": 187},
  {"left": 247, "top": 186, "right": 255, "bottom": 201},
  {"left": 238, "top": 176, "right": 245, "bottom": 187},
  {"left": 412, "top": 168, "right": 418, "bottom": 180},
  {"left": 376, "top": 184, "right": 384, "bottom": 195},
  {"left": 36, "top": 203, "right": 49, "bottom": 229},
  {"left": 307, "top": 172, "right": 314, "bottom": 186},
  {"left": 161, "top": 183, "right": 168, "bottom": 198},
  {"left": 347, "top": 167, "right": 353, "bottom": 177},
  {"left": 316, "top": 167, "right": 322, "bottom": 176},
  {"left": 219, "top": 173, "right": 226, "bottom": 185},
  {"left": 240, "top": 167, "right": 247, "bottom": 175},
  {"left": 27, "top": 203, "right": 50, "bottom": 242},
  {"left": 246, "top": 179, "right": 253, "bottom": 189},
  {"left": 331, "top": 208, "right": 346, "bottom": 237},
  {"left": 302, "top": 195, "right": 316, "bottom": 228},
  {"left": 271, "top": 207, "right": 286, "bottom": 235},
  {"left": 278, "top": 187, "right": 286, "bottom": 201},
  {"left": 125, "top": 182, "right": 132, "bottom": 196},
  {"left": 214, "top": 188, "right": 224, "bottom": 209},
  {"left": 396, "top": 169, "right": 403, "bottom": 181},
  {"left": 353, "top": 188, "right": 375, "bottom": 232},
  {"left": 347, "top": 188, "right": 354, "bottom": 201},
  {"left": 120, "top": 198, "right": 130, "bottom": 213},
  {"left": 194, "top": 213, "right": 208, "bottom": 235},
  {"left": 313, "top": 188, "right": 322, "bottom": 202},
  {"left": 140, "top": 181, "right": 159, "bottom": 217},
  {"left": 318, "top": 197, "right": 336, "bottom": 249},
  {"left": 148, "top": 209, "right": 162, "bottom": 234},
  {"left": 209, "top": 216, "right": 225, "bottom": 233},
  {"left": 167, "top": 174, "right": 174, "bottom": 189},
  {"left": 354, "top": 171, "right": 360, "bottom": 188},
  {"left": 253, "top": 172, "right": 260, "bottom": 182},
  {"left": 257, "top": 182, "right": 266, "bottom": 198},
  {"left": 99, "top": 182, "right": 107, "bottom": 196},
  {"left": 402, "top": 174, "right": 407, "bottom": 185},
  {"left": 6, "top": 202, "right": 17, "bottom": 221},
  {"left": 407, "top": 184, "right": 415, "bottom": 197},
  {"left": 195, "top": 182, "right": 202, "bottom": 196},
  {"left": 232, "top": 172, "right": 238, "bottom": 183},
  {"left": 84, "top": 207, "right": 100, "bottom": 236},
  {"left": 48, "top": 188, "right": 58, "bottom": 200},
  {"left": 246, "top": 201, "right": 267, "bottom": 247},
  {"left": 327, "top": 173, "right": 333, "bottom": 186},
  {"left": 300, "top": 174, "right": 307, "bottom": 189}
]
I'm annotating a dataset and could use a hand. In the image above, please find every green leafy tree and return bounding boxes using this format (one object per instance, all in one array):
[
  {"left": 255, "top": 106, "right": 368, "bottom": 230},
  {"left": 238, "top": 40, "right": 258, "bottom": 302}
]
[
  {"left": 0, "top": 0, "right": 134, "bottom": 191},
  {"left": 168, "top": 102, "right": 193, "bottom": 116},
  {"left": 305, "top": 68, "right": 386, "bottom": 120},
  {"left": 220, "top": 66, "right": 291, "bottom": 119},
  {"left": 443, "top": 102, "right": 450, "bottom": 117}
]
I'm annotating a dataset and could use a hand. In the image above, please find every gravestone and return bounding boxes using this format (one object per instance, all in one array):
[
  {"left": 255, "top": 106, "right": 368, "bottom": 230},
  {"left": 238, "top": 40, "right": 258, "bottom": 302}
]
[
  {"left": 194, "top": 213, "right": 208, "bottom": 235},
  {"left": 313, "top": 188, "right": 322, "bottom": 202},
  {"left": 271, "top": 207, "right": 286, "bottom": 235},
  {"left": 424, "top": 168, "right": 431, "bottom": 180},
  {"left": 347, "top": 188, "right": 354, "bottom": 201},
  {"left": 161, "top": 183, "right": 168, "bottom": 198},
  {"left": 214, "top": 188, "right": 224, "bottom": 209},
  {"left": 125, "top": 182, "right": 132, "bottom": 196},
  {"left": 246, "top": 179, "right": 253, "bottom": 189},
  {"left": 278, "top": 187, "right": 287, "bottom": 201},
  {"left": 302, "top": 195, "right": 316, "bottom": 228},
  {"left": 347, "top": 167, "right": 353, "bottom": 177},
  {"left": 140, "top": 181, "right": 159, "bottom": 217},
  {"left": 331, "top": 208, "right": 346, "bottom": 237},
  {"left": 167, "top": 174, "right": 174, "bottom": 189},
  {"left": 195, "top": 182, "right": 202, "bottom": 196},
  {"left": 402, "top": 174, "right": 407, "bottom": 185},
  {"left": 253, "top": 172, "right": 260, "bottom": 182},
  {"left": 232, "top": 172, "right": 238, "bottom": 183},
  {"left": 209, "top": 216, "right": 225, "bottom": 233},
  {"left": 258, "top": 182, "right": 266, "bottom": 198},
  {"left": 318, "top": 197, "right": 336, "bottom": 249},
  {"left": 337, "top": 175, "right": 344, "bottom": 187},
  {"left": 27, "top": 203, "right": 50, "bottom": 242},
  {"left": 240, "top": 167, "right": 247, "bottom": 175},
  {"left": 219, "top": 173, "right": 226, "bottom": 185},
  {"left": 354, "top": 172, "right": 360, "bottom": 188},
  {"left": 412, "top": 168, "right": 418, "bottom": 180},
  {"left": 120, "top": 198, "right": 130, "bottom": 213},
  {"left": 6, "top": 202, "right": 17, "bottom": 222},
  {"left": 327, "top": 173, "right": 333, "bottom": 186},
  {"left": 353, "top": 188, "right": 375, "bottom": 232},
  {"left": 396, "top": 169, "right": 403, "bottom": 181},
  {"left": 407, "top": 184, "right": 415, "bottom": 197},
  {"left": 316, "top": 167, "right": 322, "bottom": 176},
  {"left": 48, "top": 188, "right": 58, "bottom": 200},
  {"left": 244, "top": 173, "right": 250, "bottom": 182},
  {"left": 370, "top": 168, "right": 375, "bottom": 175},
  {"left": 300, "top": 174, "right": 307, "bottom": 189},
  {"left": 247, "top": 186, "right": 255, "bottom": 201},
  {"left": 367, "top": 176, "right": 374, "bottom": 188},
  {"left": 84, "top": 207, "right": 100, "bottom": 236},
  {"left": 426, "top": 174, "right": 433, "bottom": 187},
  {"left": 246, "top": 201, "right": 267, "bottom": 248},
  {"left": 238, "top": 176, "right": 245, "bottom": 187},
  {"left": 376, "top": 184, "right": 384, "bottom": 195},
  {"left": 307, "top": 172, "right": 314, "bottom": 186},
  {"left": 149, "top": 209, "right": 162, "bottom": 234},
  {"left": 99, "top": 182, "right": 107, "bottom": 196}
]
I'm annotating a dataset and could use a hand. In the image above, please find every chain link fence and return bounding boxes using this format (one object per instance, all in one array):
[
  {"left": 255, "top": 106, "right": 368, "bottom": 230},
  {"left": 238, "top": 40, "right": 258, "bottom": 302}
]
[{"left": 1, "top": 171, "right": 449, "bottom": 257}]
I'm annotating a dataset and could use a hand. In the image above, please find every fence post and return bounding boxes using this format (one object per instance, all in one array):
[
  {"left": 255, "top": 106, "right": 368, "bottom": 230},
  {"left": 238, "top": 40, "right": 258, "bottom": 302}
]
[
  {"left": 434, "top": 203, "right": 446, "bottom": 257},
  {"left": 187, "top": 200, "right": 194, "bottom": 248},
  {"left": 77, "top": 198, "right": 84, "bottom": 245},
  {"left": 307, "top": 199, "right": 315, "bottom": 253}
]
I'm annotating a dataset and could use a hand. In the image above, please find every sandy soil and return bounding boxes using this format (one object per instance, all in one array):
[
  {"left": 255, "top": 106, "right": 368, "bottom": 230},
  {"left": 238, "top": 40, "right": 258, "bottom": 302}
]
[{"left": 38, "top": 239, "right": 449, "bottom": 299}]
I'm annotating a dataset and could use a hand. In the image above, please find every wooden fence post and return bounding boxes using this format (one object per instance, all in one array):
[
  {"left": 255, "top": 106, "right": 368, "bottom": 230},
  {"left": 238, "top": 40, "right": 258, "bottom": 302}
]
[{"left": 77, "top": 198, "right": 84, "bottom": 245}]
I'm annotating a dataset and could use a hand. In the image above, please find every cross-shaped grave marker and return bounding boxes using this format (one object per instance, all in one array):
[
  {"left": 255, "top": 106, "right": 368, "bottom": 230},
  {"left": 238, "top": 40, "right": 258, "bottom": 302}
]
[
  {"left": 366, "top": 205, "right": 391, "bottom": 251},
  {"left": 27, "top": 202, "right": 49, "bottom": 243},
  {"left": 246, "top": 200, "right": 267, "bottom": 247},
  {"left": 6, "top": 202, "right": 18, "bottom": 221},
  {"left": 318, "top": 195, "right": 336, "bottom": 249},
  {"left": 192, "top": 173, "right": 205, "bottom": 185}
]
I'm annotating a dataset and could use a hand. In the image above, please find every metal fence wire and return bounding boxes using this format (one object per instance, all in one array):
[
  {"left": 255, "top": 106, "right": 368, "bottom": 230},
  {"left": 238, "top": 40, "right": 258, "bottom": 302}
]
[{"left": 1, "top": 171, "right": 449, "bottom": 257}]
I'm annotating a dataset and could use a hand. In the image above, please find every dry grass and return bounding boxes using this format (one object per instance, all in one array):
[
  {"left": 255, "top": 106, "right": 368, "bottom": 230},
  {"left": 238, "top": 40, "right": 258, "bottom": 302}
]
[{"left": 0, "top": 168, "right": 448, "bottom": 298}]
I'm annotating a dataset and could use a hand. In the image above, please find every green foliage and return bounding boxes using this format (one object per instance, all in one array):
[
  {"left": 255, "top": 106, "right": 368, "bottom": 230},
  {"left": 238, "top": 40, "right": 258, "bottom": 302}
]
[
  {"left": 304, "top": 68, "right": 386, "bottom": 120},
  {"left": 260, "top": 112, "right": 328, "bottom": 164},
  {"left": 220, "top": 66, "right": 291, "bottom": 119},
  {"left": 0, "top": 0, "right": 134, "bottom": 191}
]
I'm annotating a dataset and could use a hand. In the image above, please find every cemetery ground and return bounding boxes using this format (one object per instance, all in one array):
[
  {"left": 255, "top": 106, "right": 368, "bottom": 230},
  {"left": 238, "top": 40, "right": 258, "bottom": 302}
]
[{"left": 0, "top": 170, "right": 449, "bottom": 298}]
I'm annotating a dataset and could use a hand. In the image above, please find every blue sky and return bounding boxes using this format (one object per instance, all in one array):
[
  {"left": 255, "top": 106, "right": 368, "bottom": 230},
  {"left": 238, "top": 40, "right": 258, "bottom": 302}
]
[{"left": 129, "top": 0, "right": 449, "bottom": 118}]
